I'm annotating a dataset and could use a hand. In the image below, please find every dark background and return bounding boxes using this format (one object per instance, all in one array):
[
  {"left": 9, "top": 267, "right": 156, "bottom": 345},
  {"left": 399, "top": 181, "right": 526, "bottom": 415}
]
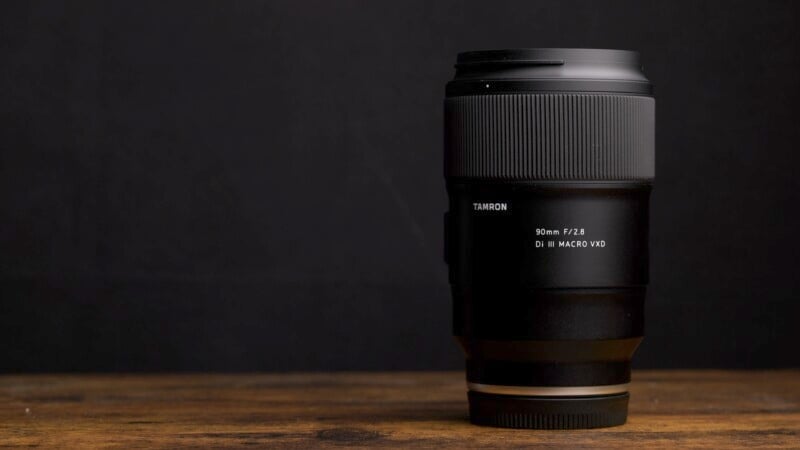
[{"left": 1, "top": 0, "right": 798, "bottom": 372}]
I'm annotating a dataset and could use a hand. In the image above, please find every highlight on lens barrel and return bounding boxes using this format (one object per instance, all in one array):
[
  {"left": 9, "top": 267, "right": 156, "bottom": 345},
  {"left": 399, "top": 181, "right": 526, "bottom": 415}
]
[{"left": 444, "top": 48, "right": 655, "bottom": 429}]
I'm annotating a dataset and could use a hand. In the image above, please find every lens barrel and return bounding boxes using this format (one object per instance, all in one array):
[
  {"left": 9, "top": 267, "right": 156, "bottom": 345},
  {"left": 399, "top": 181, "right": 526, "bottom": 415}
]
[{"left": 444, "top": 49, "right": 655, "bottom": 429}]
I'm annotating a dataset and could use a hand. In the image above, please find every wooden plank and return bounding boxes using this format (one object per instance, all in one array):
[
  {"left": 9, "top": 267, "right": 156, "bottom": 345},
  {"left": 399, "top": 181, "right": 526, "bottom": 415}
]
[{"left": 0, "top": 371, "right": 798, "bottom": 448}]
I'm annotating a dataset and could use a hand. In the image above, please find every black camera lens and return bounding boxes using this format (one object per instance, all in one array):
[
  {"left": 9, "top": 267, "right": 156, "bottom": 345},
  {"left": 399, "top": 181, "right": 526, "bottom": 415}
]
[{"left": 444, "top": 48, "right": 655, "bottom": 429}]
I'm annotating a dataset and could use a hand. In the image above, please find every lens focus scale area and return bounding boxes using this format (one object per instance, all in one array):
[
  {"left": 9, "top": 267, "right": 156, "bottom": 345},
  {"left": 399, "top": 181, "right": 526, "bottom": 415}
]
[{"left": 444, "top": 48, "right": 654, "bottom": 430}]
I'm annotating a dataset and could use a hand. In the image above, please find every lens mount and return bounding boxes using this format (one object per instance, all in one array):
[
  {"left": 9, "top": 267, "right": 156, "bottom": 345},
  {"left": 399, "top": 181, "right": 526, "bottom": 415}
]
[{"left": 468, "top": 391, "right": 629, "bottom": 429}]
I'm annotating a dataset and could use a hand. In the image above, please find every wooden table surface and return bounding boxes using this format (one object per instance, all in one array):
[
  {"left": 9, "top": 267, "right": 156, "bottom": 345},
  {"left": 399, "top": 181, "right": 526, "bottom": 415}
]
[{"left": 0, "top": 371, "right": 798, "bottom": 448}]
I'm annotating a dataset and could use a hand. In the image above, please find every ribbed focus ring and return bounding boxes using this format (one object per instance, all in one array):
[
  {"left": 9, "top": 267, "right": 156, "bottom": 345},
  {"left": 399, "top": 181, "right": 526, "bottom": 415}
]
[{"left": 445, "top": 94, "right": 655, "bottom": 180}]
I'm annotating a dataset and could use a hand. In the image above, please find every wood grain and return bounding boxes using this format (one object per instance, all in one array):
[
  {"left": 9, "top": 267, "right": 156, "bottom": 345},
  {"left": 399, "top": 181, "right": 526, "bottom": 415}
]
[{"left": 0, "top": 371, "right": 798, "bottom": 448}]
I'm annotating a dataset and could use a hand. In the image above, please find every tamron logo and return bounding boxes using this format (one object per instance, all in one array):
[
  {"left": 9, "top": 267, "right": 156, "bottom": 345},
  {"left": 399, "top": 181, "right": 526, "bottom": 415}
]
[{"left": 473, "top": 202, "right": 508, "bottom": 212}]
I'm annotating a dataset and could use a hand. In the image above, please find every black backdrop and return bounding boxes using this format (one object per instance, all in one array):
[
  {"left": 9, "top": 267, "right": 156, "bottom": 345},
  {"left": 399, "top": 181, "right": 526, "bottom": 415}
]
[{"left": 1, "top": 0, "right": 799, "bottom": 372}]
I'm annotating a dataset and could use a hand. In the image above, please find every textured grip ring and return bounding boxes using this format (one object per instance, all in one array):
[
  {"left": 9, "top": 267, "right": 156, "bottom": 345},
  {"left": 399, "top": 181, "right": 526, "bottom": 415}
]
[{"left": 445, "top": 94, "right": 655, "bottom": 180}]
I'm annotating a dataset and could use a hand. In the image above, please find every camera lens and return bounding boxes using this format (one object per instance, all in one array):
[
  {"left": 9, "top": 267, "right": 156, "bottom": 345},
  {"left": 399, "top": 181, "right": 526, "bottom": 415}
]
[{"left": 444, "top": 48, "right": 655, "bottom": 429}]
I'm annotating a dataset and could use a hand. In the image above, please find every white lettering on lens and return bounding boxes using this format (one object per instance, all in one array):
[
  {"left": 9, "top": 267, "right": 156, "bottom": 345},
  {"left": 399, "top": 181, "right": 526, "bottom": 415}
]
[
  {"left": 556, "top": 240, "right": 606, "bottom": 248},
  {"left": 472, "top": 202, "right": 508, "bottom": 212}
]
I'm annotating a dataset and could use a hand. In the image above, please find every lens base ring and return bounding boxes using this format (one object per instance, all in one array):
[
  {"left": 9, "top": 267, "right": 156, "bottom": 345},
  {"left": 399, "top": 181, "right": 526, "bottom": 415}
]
[
  {"left": 468, "top": 391, "right": 629, "bottom": 429},
  {"left": 468, "top": 382, "right": 630, "bottom": 397}
]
